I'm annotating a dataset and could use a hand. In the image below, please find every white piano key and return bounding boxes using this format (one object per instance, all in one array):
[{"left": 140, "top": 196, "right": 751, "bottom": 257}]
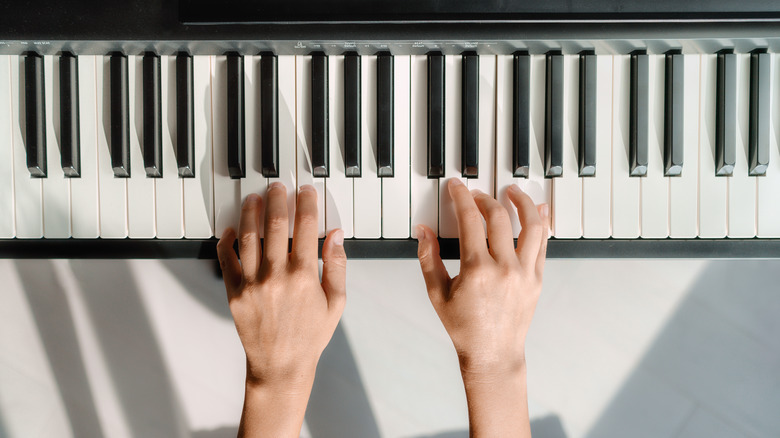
[
  {"left": 127, "top": 55, "right": 156, "bottom": 238},
  {"left": 727, "top": 54, "right": 756, "bottom": 238},
  {"left": 12, "top": 55, "right": 44, "bottom": 238},
  {"left": 516, "top": 55, "right": 552, "bottom": 224},
  {"left": 381, "top": 54, "right": 411, "bottom": 238},
  {"left": 70, "top": 56, "right": 100, "bottom": 238},
  {"left": 0, "top": 55, "right": 14, "bottom": 238},
  {"left": 640, "top": 54, "right": 670, "bottom": 238},
  {"left": 439, "top": 54, "right": 464, "bottom": 238},
  {"left": 495, "top": 54, "right": 522, "bottom": 237},
  {"left": 295, "top": 55, "right": 326, "bottom": 237},
  {"left": 213, "top": 55, "right": 241, "bottom": 238},
  {"left": 611, "top": 55, "right": 640, "bottom": 238},
  {"left": 240, "top": 55, "right": 267, "bottom": 238},
  {"left": 698, "top": 54, "right": 727, "bottom": 238},
  {"left": 96, "top": 56, "right": 128, "bottom": 238},
  {"left": 43, "top": 55, "right": 72, "bottom": 238},
  {"left": 155, "top": 55, "right": 184, "bottom": 239},
  {"left": 552, "top": 55, "right": 582, "bottom": 238},
  {"left": 468, "top": 54, "right": 496, "bottom": 200},
  {"left": 183, "top": 55, "right": 215, "bottom": 238},
  {"left": 353, "top": 55, "right": 382, "bottom": 238},
  {"left": 582, "top": 55, "right": 613, "bottom": 238},
  {"left": 325, "top": 55, "right": 354, "bottom": 237},
  {"left": 267, "top": 55, "right": 297, "bottom": 237},
  {"left": 757, "top": 54, "right": 780, "bottom": 237},
  {"left": 669, "top": 54, "right": 700, "bottom": 238},
  {"left": 410, "top": 54, "right": 438, "bottom": 238}
]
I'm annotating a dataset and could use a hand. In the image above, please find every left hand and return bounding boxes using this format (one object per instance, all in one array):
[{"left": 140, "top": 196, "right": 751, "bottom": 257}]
[{"left": 217, "top": 182, "right": 347, "bottom": 388}]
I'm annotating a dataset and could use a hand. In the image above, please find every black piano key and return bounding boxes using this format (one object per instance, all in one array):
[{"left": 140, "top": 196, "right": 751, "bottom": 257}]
[
  {"left": 260, "top": 53, "right": 279, "bottom": 178},
  {"left": 109, "top": 52, "right": 130, "bottom": 177},
  {"left": 629, "top": 51, "right": 649, "bottom": 177},
  {"left": 59, "top": 52, "right": 80, "bottom": 178},
  {"left": 24, "top": 52, "right": 46, "bottom": 178},
  {"left": 716, "top": 51, "right": 737, "bottom": 177},
  {"left": 427, "top": 51, "right": 445, "bottom": 178},
  {"left": 344, "top": 52, "right": 361, "bottom": 177},
  {"left": 579, "top": 51, "right": 597, "bottom": 177},
  {"left": 176, "top": 52, "right": 195, "bottom": 178},
  {"left": 749, "top": 50, "right": 770, "bottom": 176},
  {"left": 377, "top": 52, "right": 394, "bottom": 178},
  {"left": 142, "top": 52, "right": 162, "bottom": 178},
  {"left": 513, "top": 51, "right": 530, "bottom": 178},
  {"left": 311, "top": 52, "right": 329, "bottom": 178},
  {"left": 226, "top": 52, "right": 245, "bottom": 179},
  {"left": 544, "top": 51, "right": 563, "bottom": 178},
  {"left": 664, "top": 51, "right": 684, "bottom": 177},
  {"left": 461, "top": 52, "right": 479, "bottom": 178}
]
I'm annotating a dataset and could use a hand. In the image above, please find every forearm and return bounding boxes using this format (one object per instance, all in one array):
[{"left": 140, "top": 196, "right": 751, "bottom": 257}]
[
  {"left": 238, "top": 371, "right": 315, "bottom": 438},
  {"left": 461, "top": 360, "right": 531, "bottom": 438}
]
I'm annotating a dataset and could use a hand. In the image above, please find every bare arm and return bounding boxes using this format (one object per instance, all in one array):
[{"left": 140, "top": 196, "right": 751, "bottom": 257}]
[
  {"left": 417, "top": 179, "right": 549, "bottom": 437},
  {"left": 217, "top": 183, "right": 347, "bottom": 437}
]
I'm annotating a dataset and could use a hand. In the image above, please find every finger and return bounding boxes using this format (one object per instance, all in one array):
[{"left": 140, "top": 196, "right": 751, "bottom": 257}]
[
  {"left": 291, "top": 185, "right": 319, "bottom": 268},
  {"left": 507, "top": 184, "right": 545, "bottom": 266},
  {"left": 263, "top": 182, "right": 290, "bottom": 266},
  {"left": 535, "top": 204, "right": 550, "bottom": 277},
  {"left": 447, "top": 178, "right": 489, "bottom": 262},
  {"left": 416, "top": 224, "right": 451, "bottom": 305},
  {"left": 472, "top": 190, "right": 515, "bottom": 262},
  {"left": 216, "top": 228, "right": 242, "bottom": 295},
  {"left": 237, "top": 194, "right": 262, "bottom": 280},
  {"left": 321, "top": 229, "right": 347, "bottom": 315}
]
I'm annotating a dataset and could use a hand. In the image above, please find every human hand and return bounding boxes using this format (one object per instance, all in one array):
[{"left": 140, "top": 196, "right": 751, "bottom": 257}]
[
  {"left": 416, "top": 178, "right": 549, "bottom": 377},
  {"left": 217, "top": 182, "right": 347, "bottom": 389}
]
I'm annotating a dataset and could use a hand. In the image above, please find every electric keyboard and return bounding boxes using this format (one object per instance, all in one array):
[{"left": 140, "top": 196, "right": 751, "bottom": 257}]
[{"left": 2, "top": 0, "right": 780, "bottom": 258}]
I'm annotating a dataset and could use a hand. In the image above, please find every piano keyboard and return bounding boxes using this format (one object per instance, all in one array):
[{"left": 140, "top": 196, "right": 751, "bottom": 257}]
[{"left": 2, "top": 50, "right": 780, "bottom": 242}]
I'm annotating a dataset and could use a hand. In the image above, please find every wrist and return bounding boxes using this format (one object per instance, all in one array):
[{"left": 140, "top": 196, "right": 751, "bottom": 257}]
[
  {"left": 458, "top": 351, "right": 526, "bottom": 383},
  {"left": 245, "top": 358, "right": 318, "bottom": 396}
]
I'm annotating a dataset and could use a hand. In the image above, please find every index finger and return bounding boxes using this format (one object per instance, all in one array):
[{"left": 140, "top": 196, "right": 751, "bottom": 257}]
[
  {"left": 291, "top": 185, "right": 320, "bottom": 267},
  {"left": 448, "top": 178, "right": 489, "bottom": 262}
]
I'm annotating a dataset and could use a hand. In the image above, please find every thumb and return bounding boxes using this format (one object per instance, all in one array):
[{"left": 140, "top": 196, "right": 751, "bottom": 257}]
[
  {"left": 322, "top": 229, "right": 347, "bottom": 314},
  {"left": 416, "top": 225, "right": 450, "bottom": 304}
]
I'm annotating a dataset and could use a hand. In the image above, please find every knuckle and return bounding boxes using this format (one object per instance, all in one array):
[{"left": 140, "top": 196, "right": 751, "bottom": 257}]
[
  {"left": 238, "top": 233, "right": 257, "bottom": 250},
  {"left": 266, "top": 215, "right": 289, "bottom": 233},
  {"left": 296, "top": 212, "right": 318, "bottom": 228},
  {"left": 460, "top": 208, "right": 483, "bottom": 226}
]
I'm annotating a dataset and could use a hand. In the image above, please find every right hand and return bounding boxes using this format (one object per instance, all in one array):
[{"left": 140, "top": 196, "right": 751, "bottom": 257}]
[{"left": 416, "top": 178, "right": 549, "bottom": 376}]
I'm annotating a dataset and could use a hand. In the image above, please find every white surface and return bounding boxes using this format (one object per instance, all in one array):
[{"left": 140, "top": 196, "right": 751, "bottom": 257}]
[
  {"left": 71, "top": 56, "right": 100, "bottom": 239},
  {"left": 640, "top": 55, "right": 669, "bottom": 239},
  {"left": 581, "top": 55, "right": 612, "bottom": 238},
  {"left": 296, "top": 55, "right": 327, "bottom": 238},
  {"left": 381, "top": 55, "right": 411, "bottom": 239},
  {"left": 42, "top": 55, "right": 72, "bottom": 238},
  {"left": 1, "top": 257, "right": 779, "bottom": 438},
  {"left": 409, "top": 55, "right": 438, "bottom": 238},
  {"left": 155, "top": 55, "right": 184, "bottom": 239},
  {"left": 552, "top": 55, "right": 582, "bottom": 238},
  {"left": 353, "top": 55, "right": 382, "bottom": 239},
  {"left": 698, "top": 54, "right": 727, "bottom": 239},
  {"left": 11, "top": 55, "right": 44, "bottom": 239},
  {"left": 127, "top": 55, "right": 156, "bottom": 239},
  {"left": 183, "top": 55, "right": 214, "bottom": 239},
  {"left": 324, "top": 55, "right": 354, "bottom": 238},
  {"left": 610, "top": 55, "right": 640, "bottom": 238},
  {"left": 267, "top": 55, "right": 297, "bottom": 238},
  {"left": 0, "top": 55, "right": 14, "bottom": 237}
]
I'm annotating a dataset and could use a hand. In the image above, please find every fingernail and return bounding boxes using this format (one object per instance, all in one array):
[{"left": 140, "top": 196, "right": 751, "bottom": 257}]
[
  {"left": 508, "top": 184, "right": 520, "bottom": 193},
  {"left": 416, "top": 225, "right": 426, "bottom": 240},
  {"left": 333, "top": 229, "right": 344, "bottom": 246},
  {"left": 449, "top": 178, "right": 464, "bottom": 187},
  {"left": 299, "top": 184, "right": 315, "bottom": 193},
  {"left": 243, "top": 193, "right": 259, "bottom": 206},
  {"left": 541, "top": 203, "right": 550, "bottom": 220},
  {"left": 269, "top": 182, "right": 284, "bottom": 191}
]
